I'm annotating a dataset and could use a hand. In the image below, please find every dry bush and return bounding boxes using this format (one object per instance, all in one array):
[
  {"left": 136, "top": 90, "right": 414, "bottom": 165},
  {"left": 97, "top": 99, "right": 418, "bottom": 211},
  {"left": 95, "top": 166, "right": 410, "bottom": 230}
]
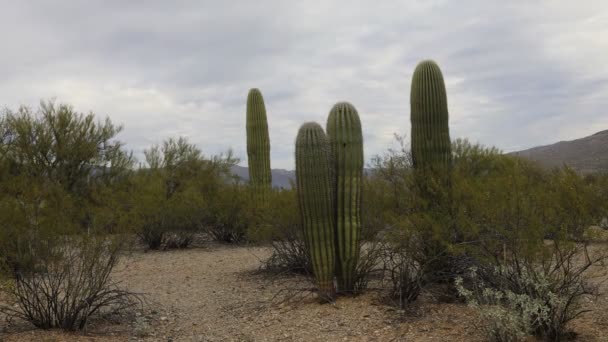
[
  {"left": 0, "top": 236, "right": 141, "bottom": 330},
  {"left": 262, "top": 237, "right": 310, "bottom": 275}
]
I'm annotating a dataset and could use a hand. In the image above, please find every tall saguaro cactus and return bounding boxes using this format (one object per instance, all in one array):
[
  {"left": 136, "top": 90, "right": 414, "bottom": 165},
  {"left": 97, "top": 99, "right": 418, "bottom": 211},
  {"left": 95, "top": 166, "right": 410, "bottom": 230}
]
[
  {"left": 326, "top": 102, "right": 363, "bottom": 293},
  {"left": 410, "top": 60, "right": 452, "bottom": 171},
  {"left": 246, "top": 88, "right": 272, "bottom": 204},
  {"left": 295, "top": 122, "right": 336, "bottom": 302}
]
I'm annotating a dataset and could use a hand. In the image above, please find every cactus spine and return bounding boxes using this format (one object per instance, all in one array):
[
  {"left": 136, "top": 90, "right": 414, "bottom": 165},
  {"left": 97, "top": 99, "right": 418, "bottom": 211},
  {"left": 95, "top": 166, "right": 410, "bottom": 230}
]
[
  {"left": 326, "top": 102, "right": 363, "bottom": 293},
  {"left": 410, "top": 60, "right": 452, "bottom": 171},
  {"left": 246, "top": 88, "right": 272, "bottom": 204},
  {"left": 295, "top": 122, "right": 336, "bottom": 302}
]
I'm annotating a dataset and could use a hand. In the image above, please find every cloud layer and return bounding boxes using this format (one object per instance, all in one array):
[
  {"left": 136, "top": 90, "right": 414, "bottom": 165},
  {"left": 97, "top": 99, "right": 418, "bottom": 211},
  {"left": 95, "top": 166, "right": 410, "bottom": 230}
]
[{"left": 1, "top": 1, "right": 607, "bottom": 169}]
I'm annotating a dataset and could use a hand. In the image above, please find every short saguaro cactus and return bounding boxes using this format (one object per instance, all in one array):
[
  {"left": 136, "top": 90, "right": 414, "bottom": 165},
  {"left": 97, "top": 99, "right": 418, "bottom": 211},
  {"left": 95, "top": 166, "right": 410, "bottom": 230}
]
[
  {"left": 295, "top": 122, "right": 336, "bottom": 302},
  {"left": 326, "top": 102, "right": 363, "bottom": 293}
]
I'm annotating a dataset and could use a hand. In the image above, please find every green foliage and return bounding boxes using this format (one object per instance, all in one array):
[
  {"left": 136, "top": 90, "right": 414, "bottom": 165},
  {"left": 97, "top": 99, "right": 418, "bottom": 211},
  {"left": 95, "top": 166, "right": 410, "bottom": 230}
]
[
  {"left": 326, "top": 102, "right": 364, "bottom": 293},
  {"left": 583, "top": 172, "right": 608, "bottom": 221},
  {"left": 132, "top": 137, "right": 239, "bottom": 248},
  {"left": 253, "top": 188, "right": 311, "bottom": 274},
  {"left": 0, "top": 101, "right": 137, "bottom": 330},
  {"left": 295, "top": 122, "right": 336, "bottom": 301},
  {"left": 0, "top": 101, "right": 133, "bottom": 272},
  {"left": 367, "top": 135, "right": 607, "bottom": 310},
  {"left": 246, "top": 88, "right": 272, "bottom": 205},
  {"left": 410, "top": 60, "right": 452, "bottom": 172},
  {"left": 204, "top": 181, "right": 250, "bottom": 243}
]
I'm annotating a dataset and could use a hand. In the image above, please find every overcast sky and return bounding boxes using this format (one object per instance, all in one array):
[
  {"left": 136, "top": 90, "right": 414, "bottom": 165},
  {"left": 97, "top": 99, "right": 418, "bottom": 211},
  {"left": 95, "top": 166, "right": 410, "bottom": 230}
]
[{"left": 1, "top": 1, "right": 607, "bottom": 169}]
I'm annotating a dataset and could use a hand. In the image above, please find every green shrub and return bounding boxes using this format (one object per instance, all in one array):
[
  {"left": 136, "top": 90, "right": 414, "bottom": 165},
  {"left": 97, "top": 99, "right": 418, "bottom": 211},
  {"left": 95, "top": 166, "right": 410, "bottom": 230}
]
[
  {"left": 132, "top": 137, "right": 239, "bottom": 248},
  {"left": 203, "top": 181, "right": 250, "bottom": 243},
  {"left": 0, "top": 101, "right": 138, "bottom": 330},
  {"left": 253, "top": 188, "right": 311, "bottom": 274},
  {"left": 367, "top": 136, "right": 607, "bottom": 311}
]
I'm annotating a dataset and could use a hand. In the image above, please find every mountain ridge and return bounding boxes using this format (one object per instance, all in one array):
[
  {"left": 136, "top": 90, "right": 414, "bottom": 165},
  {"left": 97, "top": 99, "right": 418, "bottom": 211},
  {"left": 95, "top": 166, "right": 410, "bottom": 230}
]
[
  {"left": 509, "top": 129, "right": 608, "bottom": 173},
  {"left": 232, "top": 129, "right": 608, "bottom": 188}
]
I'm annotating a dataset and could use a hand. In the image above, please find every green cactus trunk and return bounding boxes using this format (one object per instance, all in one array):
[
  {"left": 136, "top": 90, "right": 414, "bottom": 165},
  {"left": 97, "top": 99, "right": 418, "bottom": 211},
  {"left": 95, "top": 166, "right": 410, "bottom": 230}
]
[
  {"left": 246, "top": 88, "right": 272, "bottom": 204},
  {"left": 410, "top": 60, "right": 455, "bottom": 282},
  {"left": 295, "top": 122, "right": 336, "bottom": 302},
  {"left": 410, "top": 60, "right": 452, "bottom": 172},
  {"left": 326, "top": 102, "right": 363, "bottom": 294}
]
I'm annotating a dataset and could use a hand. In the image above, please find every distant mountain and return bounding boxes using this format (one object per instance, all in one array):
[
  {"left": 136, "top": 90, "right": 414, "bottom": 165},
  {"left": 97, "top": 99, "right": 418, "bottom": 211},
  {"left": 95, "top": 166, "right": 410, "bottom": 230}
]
[
  {"left": 510, "top": 130, "right": 608, "bottom": 174},
  {"left": 232, "top": 130, "right": 608, "bottom": 187},
  {"left": 230, "top": 165, "right": 295, "bottom": 189},
  {"left": 231, "top": 165, "right": 376, "bottom": 189}
]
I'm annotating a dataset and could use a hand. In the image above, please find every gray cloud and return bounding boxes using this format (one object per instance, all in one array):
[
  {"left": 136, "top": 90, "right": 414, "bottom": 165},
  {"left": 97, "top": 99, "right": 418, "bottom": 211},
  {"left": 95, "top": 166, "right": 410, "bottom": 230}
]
[{"left": 1, "top": 1, "right": 607, "bottom": 169}]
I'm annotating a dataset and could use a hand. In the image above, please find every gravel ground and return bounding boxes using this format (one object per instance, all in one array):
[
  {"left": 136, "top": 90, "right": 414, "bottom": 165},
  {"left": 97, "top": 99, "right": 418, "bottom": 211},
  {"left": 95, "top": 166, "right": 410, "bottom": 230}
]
[{"left": 1, "top": 244, "right": 607, "bottom": 341}]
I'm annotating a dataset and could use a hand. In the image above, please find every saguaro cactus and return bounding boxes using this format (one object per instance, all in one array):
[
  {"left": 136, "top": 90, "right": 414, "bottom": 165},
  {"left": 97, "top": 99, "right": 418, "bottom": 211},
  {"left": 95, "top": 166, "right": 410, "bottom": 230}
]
[
  {"left": 295, "top": 122, "right": 336, "bottom": 302},
  {"left": 246, "top": 88, "right": 272, "bottom": 204},
  {"left": 410, "top": 60, "right": 452, "bottom": 171},
  {"left": 326, "top": 102, "right": 363, "bottom": 293}
]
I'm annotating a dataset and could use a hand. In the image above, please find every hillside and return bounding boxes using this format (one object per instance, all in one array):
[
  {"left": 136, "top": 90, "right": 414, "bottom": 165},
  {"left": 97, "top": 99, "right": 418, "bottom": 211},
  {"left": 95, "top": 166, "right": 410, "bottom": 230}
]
[{"left": 510, "top": 130, "right": 608, "bottom": 173}]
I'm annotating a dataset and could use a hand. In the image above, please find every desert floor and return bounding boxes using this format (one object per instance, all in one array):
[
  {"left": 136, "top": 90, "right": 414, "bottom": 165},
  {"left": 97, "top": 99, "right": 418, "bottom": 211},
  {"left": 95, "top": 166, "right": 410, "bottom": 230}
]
[{"left": 1, "top": 243, "right": 608, "bottom": 341}]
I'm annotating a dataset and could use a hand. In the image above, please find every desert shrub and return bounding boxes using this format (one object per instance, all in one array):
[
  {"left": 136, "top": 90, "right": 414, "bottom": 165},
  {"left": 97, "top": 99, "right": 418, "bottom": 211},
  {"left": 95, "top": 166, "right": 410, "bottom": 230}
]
[
  {"left": 0, "top": 101, "right": 138, "bottom": 330},
  {"left": 203, "top": 181, "right": 250, "bottom": 243},
  {"left": 132, "top": 167, "right": 205, "bottom": 249},
  {"left": 457, "top": 246, "right": 604, "bottom": 342},
  {"left": 367, "top": 135, "right": 607, "bottom": 316},
  {"left": 582, "top": 173, "right": 608, "bottom": 230},
  {"left": 376, "top": 240, "right": 424, "bottom": 307},
  {"left": 456, "top": 268, "right": 536, "bottom": 342},
  {"left": 132, "top": 137, "right": 238, "bottom": 249},
  {"left": 448, "top": 140, "right": 606, "bottom": 340},
  {"left": 366, "top": 135, "right": 468, "bottom": 294},
  {"left": 250, "top": 188, "right": 311, "bottom": 273},
  {"left": 0, "top": 235, "right": 140, "bottom": 330}
]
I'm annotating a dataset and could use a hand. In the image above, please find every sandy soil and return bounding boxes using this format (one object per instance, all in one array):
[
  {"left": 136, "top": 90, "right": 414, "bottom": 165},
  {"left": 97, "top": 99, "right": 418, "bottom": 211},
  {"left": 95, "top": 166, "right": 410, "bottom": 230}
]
[{"left": 1, "top": 244, "right": 607, "bottom": 341}]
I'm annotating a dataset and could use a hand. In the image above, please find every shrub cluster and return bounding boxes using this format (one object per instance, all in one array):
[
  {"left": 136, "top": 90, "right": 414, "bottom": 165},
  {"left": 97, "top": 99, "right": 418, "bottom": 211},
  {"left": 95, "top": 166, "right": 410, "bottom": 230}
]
[
  {"left": 130, "top": 137, "right": 241, "bottom": 249},
  {"left": 362, "top": 135, "right": 608, "bottom": 340}
]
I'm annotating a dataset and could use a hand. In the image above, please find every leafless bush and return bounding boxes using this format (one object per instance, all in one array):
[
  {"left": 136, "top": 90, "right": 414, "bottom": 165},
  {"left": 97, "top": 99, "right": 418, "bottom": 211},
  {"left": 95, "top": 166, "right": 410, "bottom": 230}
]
[
  {"left": 138, "top": 224, "right": 165, "bottom": 250},
  {"left": 377, "top": 242, "right": 425, "bottom": 308},
  {"left": 351, "top": 241, "right": 384, "bottom": 295},
  {"left": 0, "top": 236, "right": 141, "bottom": 331},
  {"left": 205, "top": 224, "right": 246, "bottom": 244},
  {"left": 262, "top": 237, "right": 310, "bottom": 275},
  {"left": 163, "top": 231, "right": 196, "bottom": 249}
]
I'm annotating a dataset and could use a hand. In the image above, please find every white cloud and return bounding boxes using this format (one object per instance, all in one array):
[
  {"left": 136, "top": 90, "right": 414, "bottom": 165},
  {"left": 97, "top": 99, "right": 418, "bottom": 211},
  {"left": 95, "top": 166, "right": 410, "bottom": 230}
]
[{"left": 1, "top": 0, "right": 607, "bottom": 168}]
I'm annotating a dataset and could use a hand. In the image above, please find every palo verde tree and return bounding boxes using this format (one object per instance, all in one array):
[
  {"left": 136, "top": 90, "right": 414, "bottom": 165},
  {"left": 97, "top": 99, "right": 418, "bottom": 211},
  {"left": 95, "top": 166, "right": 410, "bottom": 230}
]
[{"left": 0, "top": 100, "right": 138, "bottom": 330}]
